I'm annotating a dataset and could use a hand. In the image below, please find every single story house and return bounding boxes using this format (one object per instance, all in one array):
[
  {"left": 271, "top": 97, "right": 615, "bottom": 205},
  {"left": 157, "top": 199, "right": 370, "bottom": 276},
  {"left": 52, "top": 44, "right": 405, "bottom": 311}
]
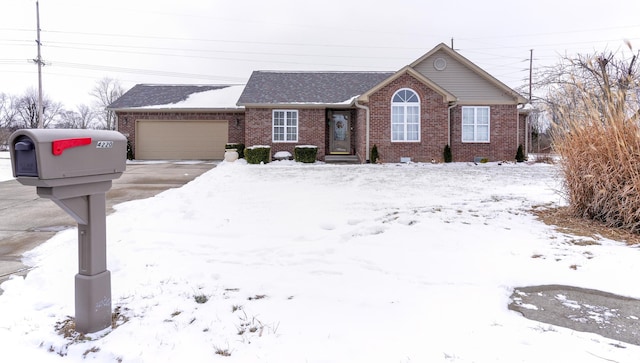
[{"left": 109, "top": 43, "right": 529, "bottom": 162}]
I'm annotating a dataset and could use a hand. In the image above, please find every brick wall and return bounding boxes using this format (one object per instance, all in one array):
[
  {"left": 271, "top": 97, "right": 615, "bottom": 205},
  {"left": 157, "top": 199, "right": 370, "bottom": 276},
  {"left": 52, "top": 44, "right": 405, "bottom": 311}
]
[
  {"left": 354, "top": 107, "right": 367, "bottom": 162},
  {"left": 244, "top": 108, "right": 326, "bottom": 160},
  {"left": 361, "top": 72, "right": 523, "bottom": 163},
  {"left": 366, "top": 73, "right": 450, "bottom": 163},
  {"left": 449, "top": 104, "right": 520, "bottom": 162},
  {"left": 115, "top": 111, "right": 244, "bottom": 158}
]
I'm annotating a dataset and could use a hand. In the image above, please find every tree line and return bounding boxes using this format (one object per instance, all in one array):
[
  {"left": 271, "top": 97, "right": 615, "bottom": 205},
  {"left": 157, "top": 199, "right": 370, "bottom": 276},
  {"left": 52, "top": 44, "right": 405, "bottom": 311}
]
[{"left": 0, "top": 77, "right": 124, "bottom": 149}]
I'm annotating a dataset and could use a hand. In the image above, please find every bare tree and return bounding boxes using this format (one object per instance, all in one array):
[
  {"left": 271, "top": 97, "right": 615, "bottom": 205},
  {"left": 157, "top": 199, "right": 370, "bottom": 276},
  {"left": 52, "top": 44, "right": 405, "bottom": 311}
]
[
  {"left": 12, "top": 88, "right": 63, "bottom": 129},
  {"left": 0, "top": 93, "right": 16, "bottom": 128},
  {"left": 533, "top": 44, "right": 640, "bottom": 135},
  {"left": 526, "top": 108, "right": 550, "bottom": 153},
  {"left": 91, "top": 77, "right": 124, "bottom": 130},
  {"left": 0, "top": 93, "right": 17, "bottom": 149},
  {"left": 58, "top": 104, "right": 97, "bottom": 129}
]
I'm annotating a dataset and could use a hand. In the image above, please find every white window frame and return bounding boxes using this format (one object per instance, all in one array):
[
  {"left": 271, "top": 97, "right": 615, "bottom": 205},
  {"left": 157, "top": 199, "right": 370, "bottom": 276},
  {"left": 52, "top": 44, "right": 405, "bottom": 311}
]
[
  {"left": 272, "top": 110, "right": 298, "bottom": 142},
  {"left": 391, "top": 88, "right": 421, "bottom": 142},
  {"left": 461, "top": 106, "right": 490, "bottom": 143}
]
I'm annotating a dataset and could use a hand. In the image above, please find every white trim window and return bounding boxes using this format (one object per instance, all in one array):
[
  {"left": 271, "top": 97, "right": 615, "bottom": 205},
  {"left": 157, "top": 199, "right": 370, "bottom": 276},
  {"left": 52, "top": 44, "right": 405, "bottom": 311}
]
[
  {"left": 391, "top": 88, "right": 420, "bottom": 142},
  {"left": 272, "top": 110, "right": 298, "bottom": 142},
  {"left": 462, "top": 106, "right": 490, "bottom": 142}
]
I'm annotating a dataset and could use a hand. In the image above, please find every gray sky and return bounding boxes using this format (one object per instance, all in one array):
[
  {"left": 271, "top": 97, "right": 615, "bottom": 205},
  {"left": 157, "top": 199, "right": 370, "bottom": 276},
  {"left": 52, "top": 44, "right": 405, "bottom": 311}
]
[{"left": 1, "top": 0, "right": 639, "bottom": 108}]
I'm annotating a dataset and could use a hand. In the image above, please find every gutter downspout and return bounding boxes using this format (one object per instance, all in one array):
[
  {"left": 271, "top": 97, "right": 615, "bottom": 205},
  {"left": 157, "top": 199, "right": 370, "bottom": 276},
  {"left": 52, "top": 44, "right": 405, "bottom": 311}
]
[
  {"left": 525, "top": 112, "right": 530, "bottom": 154},
  {"left": 447, "top": 102, "right": 458, "bottom": 147},
  {"left": 516, "top": 109, "right": 520, "bottom": 147},
  {"left": 354, "top": 99, "right": 370, "bottom": 163}
]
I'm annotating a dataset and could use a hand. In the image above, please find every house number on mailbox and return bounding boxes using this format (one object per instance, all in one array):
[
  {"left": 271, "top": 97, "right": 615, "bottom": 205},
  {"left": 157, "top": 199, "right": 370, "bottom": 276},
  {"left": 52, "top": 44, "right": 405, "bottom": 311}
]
[{"left": 96, "top": 141, "right": 114, "bottom": 148}]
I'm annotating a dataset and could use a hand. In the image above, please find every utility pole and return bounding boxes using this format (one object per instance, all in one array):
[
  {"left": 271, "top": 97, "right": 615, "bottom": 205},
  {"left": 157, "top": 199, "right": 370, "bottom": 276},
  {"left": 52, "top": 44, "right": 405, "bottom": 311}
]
[
  {"left": 528, "top": 49, "right": 533, "bottom": 103},
  {"left": 528, "top": 49, "right": 534, "bottom": 154},
  {"left": 34, "top": 1, "right": 44, "bottom": 128}
]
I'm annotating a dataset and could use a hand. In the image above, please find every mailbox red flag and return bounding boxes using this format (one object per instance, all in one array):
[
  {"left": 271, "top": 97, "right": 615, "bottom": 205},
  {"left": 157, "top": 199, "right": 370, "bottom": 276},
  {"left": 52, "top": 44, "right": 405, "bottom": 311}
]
[{"left": 52, "top": 137, "right": 92, "bottom": 156}]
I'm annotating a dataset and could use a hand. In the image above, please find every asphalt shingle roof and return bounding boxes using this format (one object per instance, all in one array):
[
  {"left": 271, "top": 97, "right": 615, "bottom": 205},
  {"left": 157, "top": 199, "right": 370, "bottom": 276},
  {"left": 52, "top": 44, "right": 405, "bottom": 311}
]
[
  {"left": 108, "top": 84, "right": 230, "bottom": 109},
  {"left": 237, "top": 71, "right": 394, "bottom": 105}
]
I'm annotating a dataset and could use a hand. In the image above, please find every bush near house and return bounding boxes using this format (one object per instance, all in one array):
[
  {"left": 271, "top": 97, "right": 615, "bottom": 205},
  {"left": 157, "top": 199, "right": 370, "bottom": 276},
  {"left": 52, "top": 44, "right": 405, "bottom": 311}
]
[
  {"left": 443, "top": 144, "right": 452, "bottom": 163},
  {"left": 370, "top": 145, "right": 379, "bottom": 164},
  {"left": 294, "top": 145, "right": 318, "bottom": 163},
  {"left": 126, "top": 139, "right": 134, "bottom": 160},
  {"left": 245, "top": 146, "right": 271, "bottom": 164},
  {"left": 515, "top": 144, "right": 526, "bottom": 162}
]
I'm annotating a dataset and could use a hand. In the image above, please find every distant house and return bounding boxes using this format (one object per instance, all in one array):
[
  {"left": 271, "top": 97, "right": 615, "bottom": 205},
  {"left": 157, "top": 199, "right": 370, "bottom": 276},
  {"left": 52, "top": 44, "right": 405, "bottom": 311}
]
[{"left": 110, "top": 43, "right": 528, "bottom": 162}]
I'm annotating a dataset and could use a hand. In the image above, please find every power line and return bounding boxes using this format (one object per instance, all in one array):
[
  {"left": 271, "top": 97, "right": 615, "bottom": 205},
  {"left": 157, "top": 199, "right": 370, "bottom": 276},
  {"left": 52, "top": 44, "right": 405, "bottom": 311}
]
[
  {"left": 49, "top": 61, "right": 247, "bottom": 82},
  {"left": 43, "top": 40, "right": 411, "bottom": 63},
  {"left": 42, "top": 29, "right": 430, "bottom": 52}
]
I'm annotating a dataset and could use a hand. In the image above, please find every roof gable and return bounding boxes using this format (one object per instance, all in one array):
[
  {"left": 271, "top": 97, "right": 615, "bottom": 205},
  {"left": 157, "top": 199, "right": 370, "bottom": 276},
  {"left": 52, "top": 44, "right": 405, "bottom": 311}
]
[
  {"left": 410, "top": 43, "right": 527, "bottom": 104},
  {"left": 108, "top": 84, "right": 245, "bottom": 110},
  {"left": 357, "top": 66, "right": 456, "bottom": 103},
  {"left": 237, "top": 71, "right": 395, "bottom": 106}
]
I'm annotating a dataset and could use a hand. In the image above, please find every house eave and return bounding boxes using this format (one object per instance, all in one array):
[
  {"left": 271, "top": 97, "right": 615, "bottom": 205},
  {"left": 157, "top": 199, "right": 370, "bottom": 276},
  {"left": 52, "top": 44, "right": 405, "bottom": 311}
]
[
  {"left": 237, "top": 102, "right": 354, "bottom": 109},
  {"left": 454, "top": 100, "right": 523, "bottom": 106},
  {"left": 111, "top": 107, "right": 245, "bottom": 113}
]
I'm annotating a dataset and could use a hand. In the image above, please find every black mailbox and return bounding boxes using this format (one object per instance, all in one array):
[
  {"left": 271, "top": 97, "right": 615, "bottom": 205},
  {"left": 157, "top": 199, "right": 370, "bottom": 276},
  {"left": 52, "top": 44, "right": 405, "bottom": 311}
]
[{"left": 13, "top": 136, "right": 38, "bottom": 177}]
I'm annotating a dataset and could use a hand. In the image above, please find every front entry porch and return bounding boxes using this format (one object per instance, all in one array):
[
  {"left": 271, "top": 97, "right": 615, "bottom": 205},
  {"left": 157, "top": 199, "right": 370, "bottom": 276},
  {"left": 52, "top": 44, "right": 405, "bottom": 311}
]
[{"left": 324, "top": 154, "right": 360, "bottom": 164}]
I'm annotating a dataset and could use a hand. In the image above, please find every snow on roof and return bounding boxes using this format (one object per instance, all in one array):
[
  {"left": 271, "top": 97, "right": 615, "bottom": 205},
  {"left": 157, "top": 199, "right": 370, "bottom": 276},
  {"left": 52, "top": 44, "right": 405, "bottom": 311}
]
[{"left": 140, "top": 84, "right": 245, "bottom": 110}]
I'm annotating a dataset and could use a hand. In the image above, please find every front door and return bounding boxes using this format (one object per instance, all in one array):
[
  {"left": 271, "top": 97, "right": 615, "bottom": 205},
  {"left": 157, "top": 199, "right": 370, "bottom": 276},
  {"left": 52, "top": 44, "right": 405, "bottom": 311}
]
[{"left": 329, "top": 111, "right": 350, "bottom": 154}]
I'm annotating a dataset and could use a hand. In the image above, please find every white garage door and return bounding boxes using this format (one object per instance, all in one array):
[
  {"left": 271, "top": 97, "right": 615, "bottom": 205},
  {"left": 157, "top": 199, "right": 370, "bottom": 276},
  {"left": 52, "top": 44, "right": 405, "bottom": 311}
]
[{"left": 136, "top": 120, "right": 228, "bottom": 160}]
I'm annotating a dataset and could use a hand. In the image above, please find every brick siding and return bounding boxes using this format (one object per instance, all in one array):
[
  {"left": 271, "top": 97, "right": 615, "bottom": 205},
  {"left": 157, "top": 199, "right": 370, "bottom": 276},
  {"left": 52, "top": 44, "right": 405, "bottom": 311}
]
[
  {"left": 244, "top": 108, "right": 326, "bottom": 160},
  {"left": 449, "top": 104, "right": 521, "bottom": 162},
  {"left": 366, "top": 73, "right": 450, "bottom": 163},
  {"left": 362, "top": 73, "right": 523, "bottom": 163}
]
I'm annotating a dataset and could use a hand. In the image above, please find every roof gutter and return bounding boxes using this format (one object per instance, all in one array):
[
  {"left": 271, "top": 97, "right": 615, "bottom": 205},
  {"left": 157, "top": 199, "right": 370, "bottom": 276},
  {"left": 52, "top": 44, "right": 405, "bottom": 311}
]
[{"left": 354, "top": 99, "right": 371, "bottom": 163}]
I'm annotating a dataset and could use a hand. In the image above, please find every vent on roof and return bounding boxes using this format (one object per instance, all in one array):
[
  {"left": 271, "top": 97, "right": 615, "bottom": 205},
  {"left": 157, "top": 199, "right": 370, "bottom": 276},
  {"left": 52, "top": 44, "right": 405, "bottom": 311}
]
[{"left": 434, "top": 57, "right": 447, "bottom": 71}]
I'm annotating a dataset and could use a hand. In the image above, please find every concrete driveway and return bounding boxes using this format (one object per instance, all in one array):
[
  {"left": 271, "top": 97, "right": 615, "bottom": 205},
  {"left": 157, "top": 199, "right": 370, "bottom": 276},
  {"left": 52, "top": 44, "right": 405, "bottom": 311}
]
[{"left": 0, "top": 161, "right": 216, "bottom": 292}]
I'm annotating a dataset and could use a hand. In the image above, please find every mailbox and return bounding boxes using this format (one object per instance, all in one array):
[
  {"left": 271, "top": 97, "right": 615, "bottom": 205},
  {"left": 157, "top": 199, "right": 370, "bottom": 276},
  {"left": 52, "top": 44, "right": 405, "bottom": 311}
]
[
  {"left": 9, "top": 128, "right": 127, "bottom": 334},
  {"left": 9, "top": 129, "right": 126, "bottom": 187}
]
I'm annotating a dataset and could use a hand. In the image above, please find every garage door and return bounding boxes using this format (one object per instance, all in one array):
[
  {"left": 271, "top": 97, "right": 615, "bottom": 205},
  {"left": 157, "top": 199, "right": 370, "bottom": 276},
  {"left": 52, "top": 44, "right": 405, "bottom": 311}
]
[{"left": 136, "top": 120, "right": 228, "bottom": 160}]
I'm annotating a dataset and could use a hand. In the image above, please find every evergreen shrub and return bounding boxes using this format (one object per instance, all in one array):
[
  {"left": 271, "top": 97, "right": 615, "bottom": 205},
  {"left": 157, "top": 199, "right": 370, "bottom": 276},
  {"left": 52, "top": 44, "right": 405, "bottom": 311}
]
[
  {"left": 245, "top": 146, "right": 271, "bottom": 164},
  {"left": 126, "top": 139, "right": 134, "bottom": 160},
  {"left": 515, "top": 144, "right": 526, "bottom": 162},
  {"left": 370, "top": 145, "right": 379, "bottom": 164},
  {"left": 443, "top": 144, "right": 452, "bottom": 163},
  {"left": 294, "top": 145, "right": 318, "bottom": 163}
]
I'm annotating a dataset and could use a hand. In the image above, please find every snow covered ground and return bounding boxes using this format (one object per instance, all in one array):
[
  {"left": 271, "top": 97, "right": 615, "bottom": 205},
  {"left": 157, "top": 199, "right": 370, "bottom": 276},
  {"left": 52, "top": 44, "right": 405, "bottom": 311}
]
[
  {"left": 1, "top": 154, "right": 640, "bottom": 362},
  {"left": 0, "top": 151, "right": 11, "bottom": 182}
]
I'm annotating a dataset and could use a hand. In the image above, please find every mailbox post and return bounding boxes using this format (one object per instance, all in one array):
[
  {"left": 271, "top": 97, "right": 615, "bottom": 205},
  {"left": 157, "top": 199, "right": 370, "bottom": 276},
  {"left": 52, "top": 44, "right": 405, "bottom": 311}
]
[{"left": 9, "top": 129, "right": 126, "bottom": 334}]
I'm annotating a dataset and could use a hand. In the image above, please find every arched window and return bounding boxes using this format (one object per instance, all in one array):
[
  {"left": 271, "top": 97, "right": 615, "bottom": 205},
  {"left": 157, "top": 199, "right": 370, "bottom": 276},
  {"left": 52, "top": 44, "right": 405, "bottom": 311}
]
[{"left": 391, "top": 89, "right": 420, "bottom": 141}]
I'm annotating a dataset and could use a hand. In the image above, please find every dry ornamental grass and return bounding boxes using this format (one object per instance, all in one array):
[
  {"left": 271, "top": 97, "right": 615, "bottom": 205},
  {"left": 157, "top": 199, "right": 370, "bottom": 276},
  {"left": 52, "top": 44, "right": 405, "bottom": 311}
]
[{"left": 551, "top": 53, "right": 640, "bottom": 234}]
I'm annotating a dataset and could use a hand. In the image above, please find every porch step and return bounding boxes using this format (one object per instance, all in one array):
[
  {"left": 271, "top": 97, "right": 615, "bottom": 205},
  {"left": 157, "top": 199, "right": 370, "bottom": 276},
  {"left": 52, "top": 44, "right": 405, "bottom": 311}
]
[{"left": 324, "top": 155, "right": 360, "bottom": 164}]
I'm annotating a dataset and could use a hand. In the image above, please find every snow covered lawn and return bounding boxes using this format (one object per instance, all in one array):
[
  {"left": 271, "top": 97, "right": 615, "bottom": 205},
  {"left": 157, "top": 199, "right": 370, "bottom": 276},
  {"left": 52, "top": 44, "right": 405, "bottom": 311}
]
[{"left": 1, "top": 159, "right": 640, "bottom": 362}]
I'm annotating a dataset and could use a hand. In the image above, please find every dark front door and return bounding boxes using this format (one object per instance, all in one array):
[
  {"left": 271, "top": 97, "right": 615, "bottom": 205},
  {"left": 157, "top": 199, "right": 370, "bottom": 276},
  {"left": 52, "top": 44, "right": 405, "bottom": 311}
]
[{"left": 329, "top": 111, "right": 350, "bottom": 154}]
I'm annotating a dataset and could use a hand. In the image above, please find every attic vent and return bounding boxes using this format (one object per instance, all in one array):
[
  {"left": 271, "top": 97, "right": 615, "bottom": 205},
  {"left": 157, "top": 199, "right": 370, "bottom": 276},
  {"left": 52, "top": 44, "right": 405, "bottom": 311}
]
[{"left": 434, "top": 57, "right": 447, "bottom": 71}]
